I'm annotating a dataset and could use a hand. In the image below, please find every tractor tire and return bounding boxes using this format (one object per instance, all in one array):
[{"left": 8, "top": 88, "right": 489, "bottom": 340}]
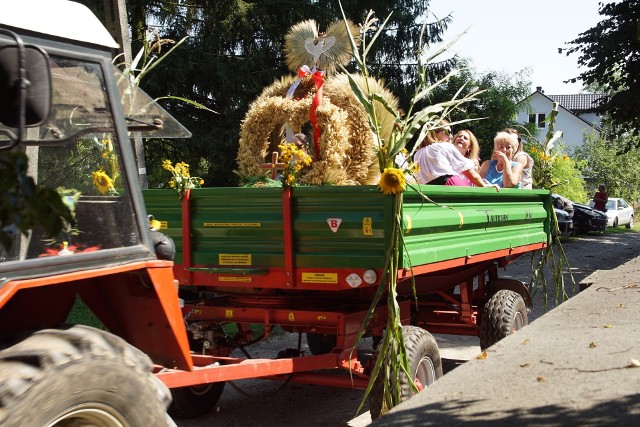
[
  {"left": 305, "top": 332, "right": 337, "bottom": 355},
  {"left": 480, "top": 289, "right": 528, "bottom": 350},
  {"left": 0, "top": 325, "right": 173, "bottom": 427},
  {"left": 169, "top": 382, "right": 226, "bottom": 419},
  {"left": 369, "top": 326, "right": 442, "bottom": 420}
]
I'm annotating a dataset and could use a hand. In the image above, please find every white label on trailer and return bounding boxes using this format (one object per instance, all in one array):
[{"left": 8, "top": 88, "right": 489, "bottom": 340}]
[{"left": 346, "top": 273, "right": 362, "bottom": 288}]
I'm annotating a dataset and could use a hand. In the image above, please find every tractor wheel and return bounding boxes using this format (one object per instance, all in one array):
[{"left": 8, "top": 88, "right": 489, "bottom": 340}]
[
  {"left": 305, "top": 332, "right": 337, "bottom": 355},
  {"left": 0, "top": 325, "right": 173, "bottom": 427},
  {"left": 480, "top": 289, "right": 528, "bottom": 350},
  {"left": 169, "top": 382, "right": 226, "bottom": 419},
  {"left": 369, "top": 326, "right": 442, "bottom": 420}
]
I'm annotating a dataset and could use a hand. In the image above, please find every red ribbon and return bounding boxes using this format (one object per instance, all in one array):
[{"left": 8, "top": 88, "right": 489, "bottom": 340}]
[{"left": 298, "top": 67, "right": 325, "bottom": 159}]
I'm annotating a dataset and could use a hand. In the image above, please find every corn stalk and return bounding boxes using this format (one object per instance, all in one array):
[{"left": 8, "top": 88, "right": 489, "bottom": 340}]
[{"left": 337, "top": 2, "right": 483, "bottom": 416}]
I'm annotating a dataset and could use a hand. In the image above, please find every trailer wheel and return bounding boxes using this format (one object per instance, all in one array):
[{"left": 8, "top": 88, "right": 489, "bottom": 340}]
[
  {"left": 168, "top": 382, "right": 225, "bottom": 419},
  {"left": 369, "top": 326, "right": 442, "bottom": 420},
  {"left": 480, "top": 289, "right": 528, "bottom": 350},
  {"left": 0, "top": 325, "right": 172, "bottom": 427},
  {"left": 305, "top": 333, "right": 337, "bottom": 355}
]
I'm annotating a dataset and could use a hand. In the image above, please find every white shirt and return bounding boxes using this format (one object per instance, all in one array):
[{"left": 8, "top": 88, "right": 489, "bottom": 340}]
[
  {"left": 414, "top": 142, "right": 475, "bottom": 184},
  {"left": 514, "top": 151, "right": 534, "bottom": 189}
]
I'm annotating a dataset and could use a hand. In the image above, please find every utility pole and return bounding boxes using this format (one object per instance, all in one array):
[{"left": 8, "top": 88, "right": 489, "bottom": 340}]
[{"left": 102, "top": 0, "right": 148, "bottom": 189}]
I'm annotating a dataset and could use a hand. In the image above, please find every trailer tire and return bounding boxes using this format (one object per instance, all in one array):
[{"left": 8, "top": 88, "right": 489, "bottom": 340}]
[
  {"left": 168, "top": 382, "right": 225, "bottom": 419},
  {"left": 369, "top": 326, "right": 442, "bottom": 420},
  {"left": 0, "top": 325, "right": 172, "bottom": 427},
  {"left": 305, "top": 333, "right": 337, "bottom": 355},
  {"left": 480, "top": 289, "right": 528, "bottom": 350}
]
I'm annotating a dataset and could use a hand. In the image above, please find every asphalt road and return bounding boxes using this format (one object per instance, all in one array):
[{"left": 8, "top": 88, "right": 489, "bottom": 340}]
[{"left": 174, "top": 230, "right": 640, "bottom": 427}]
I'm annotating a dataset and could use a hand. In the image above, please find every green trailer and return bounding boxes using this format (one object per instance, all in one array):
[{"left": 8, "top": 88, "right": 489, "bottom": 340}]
[{"left": 143, "top": 184, "right": 551, "bottom": 417}]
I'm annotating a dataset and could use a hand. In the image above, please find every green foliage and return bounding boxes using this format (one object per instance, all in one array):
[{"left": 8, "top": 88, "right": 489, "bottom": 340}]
[
  {"left": 563, "top": 0, "right": 640, "bottom": 141},
  {"left": 574, "top": 130, "right": 640, "bottom": 204},
  {"left": 527, "top": 104, "right": 586, "bottom": 201},
  {"left": 117, "top": 0, "right": 454, "bottom": 187},
  {"left": 551, "top": 151, "right": 587, "bottom": 202},
  {"left": 428, "top": 61, "right": 532, "bottom": 159},
  {"left": 0, "top": 152, "right": 72, "bottom": 251},
  {"left": 529, "top": 145, "right": 586, "bottom": 202}
]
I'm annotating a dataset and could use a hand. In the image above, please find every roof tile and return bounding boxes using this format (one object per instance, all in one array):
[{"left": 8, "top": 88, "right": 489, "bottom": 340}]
[{"left": 547, "top": 93, "right": 607, "bottom": 113}]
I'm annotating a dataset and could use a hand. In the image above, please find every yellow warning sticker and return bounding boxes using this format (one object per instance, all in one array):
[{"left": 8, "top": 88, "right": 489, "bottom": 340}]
[
  {"left": 159, "top": 221, "right": 168, "bottom": 230},
  {"left": 301, "top": 273, "right": 338, "bottom": 284},
  {"left": 219, "top": 276, "right": 252, "bottom": 283},
  {"left": 225, "top": 309, "right": 234, "bottom": 319},
  {"left": 363, "top": 217, "right": 373, "bottom": 236},
  {"left": 204, "top": 222, "right": 261, "bottom": 227},
  {"left": 288, "top": 312, "right": 296, "bottom": 321},
  {"left": 219, "top": 254, "right": 252, "bottom": 265}
]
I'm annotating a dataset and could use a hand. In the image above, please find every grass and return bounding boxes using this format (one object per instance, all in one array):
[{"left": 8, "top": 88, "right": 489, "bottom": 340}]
[
  {"left": 604, "top": 220, "right": 639, "bottom": 234},
  {"left": 65, "top": 296, "right": 105, "bottom": 329}
]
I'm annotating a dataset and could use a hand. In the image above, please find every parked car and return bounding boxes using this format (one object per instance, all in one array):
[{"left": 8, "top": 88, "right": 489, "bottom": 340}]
[
  {"left": 554, "top": 208, "right": 574, "bottom": 237},
  {"left": 572, "top": 202, "right": 608, "bottom": 234},
  {"left": 589, "top": 197, "right": 635, "bottom": 228},
  {"left": 552, "top": 194, "right": 607, "bottom": 234}
]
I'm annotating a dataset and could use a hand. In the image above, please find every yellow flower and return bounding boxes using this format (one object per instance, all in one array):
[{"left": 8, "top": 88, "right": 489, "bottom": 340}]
[
  {"left": 378, "top": 168, "right": 406, "bottom": 195},
  {"left": 162, "top": 158, "right": 203, "bottom": 197},
  {"left": 162, "top": 159, "right": 174, "bottom": 171},
  {"left": 92, "top": 169, "right": 115, "bottom": 194},
  {"left": 275, "top": 142, "right": 313, "bottom": 188}
]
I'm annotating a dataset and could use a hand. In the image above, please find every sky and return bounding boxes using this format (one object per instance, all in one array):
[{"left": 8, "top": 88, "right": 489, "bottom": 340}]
[{"left": 428, "top": 0, "right": 605, "bottom": 95}]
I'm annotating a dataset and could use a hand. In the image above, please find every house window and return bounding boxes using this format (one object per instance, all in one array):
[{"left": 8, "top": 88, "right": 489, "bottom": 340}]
[{"left": 529, "top": 113, "right": 546, "bottom": 128}]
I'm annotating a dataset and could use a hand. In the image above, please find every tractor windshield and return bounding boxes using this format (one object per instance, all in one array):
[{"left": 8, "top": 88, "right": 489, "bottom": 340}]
[
  {"left": 0, "top": 58, "right": 190, "bottom": 145},
  {"left": 0, "top": 56, "right": 144, "bottom": 263}
]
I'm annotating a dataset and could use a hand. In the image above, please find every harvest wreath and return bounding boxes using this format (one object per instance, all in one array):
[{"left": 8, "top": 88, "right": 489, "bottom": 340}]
[{"left": 235, "top": 19, "right": 398, "bottom": 187}]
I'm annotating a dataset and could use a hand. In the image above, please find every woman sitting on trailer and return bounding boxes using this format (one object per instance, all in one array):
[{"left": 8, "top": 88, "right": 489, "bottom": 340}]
[{"left": 479, "top": 131, "right": 523, "bottom": 188}]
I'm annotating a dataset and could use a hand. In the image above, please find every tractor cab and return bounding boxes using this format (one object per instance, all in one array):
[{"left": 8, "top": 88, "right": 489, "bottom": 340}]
[{"left": 0, "top": 3, "right": 188, "bottom": 280}]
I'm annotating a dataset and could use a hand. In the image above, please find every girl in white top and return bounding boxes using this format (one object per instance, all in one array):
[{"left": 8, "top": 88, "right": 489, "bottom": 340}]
[{"left": 414, "top": 139, "right": 498, "bottom": 189}]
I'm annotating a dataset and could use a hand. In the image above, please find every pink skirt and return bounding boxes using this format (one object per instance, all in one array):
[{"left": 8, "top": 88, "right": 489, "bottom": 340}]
[{"left": 445, "top": 175, "right": 473, "bottom": 186}]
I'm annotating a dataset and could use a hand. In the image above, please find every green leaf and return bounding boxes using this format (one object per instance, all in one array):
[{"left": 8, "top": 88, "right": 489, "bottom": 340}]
[
  {"left": 363, "top": 12, "right": 393, "bottom": 60},
  {"left": 153, "top": 96, "right": 217, "bottom": 113},
  {"left": 346, "top": 74, "right": 374, "bottom": 116}
]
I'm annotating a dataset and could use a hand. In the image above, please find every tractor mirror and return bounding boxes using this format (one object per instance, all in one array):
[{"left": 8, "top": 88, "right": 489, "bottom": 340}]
[{"left": 0, "top": 43, "right": 52, "bottom": 128}]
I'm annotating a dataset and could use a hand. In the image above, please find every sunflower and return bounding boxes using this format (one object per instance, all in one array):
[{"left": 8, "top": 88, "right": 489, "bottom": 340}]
[
  {"left": 92, "top": 169, "right": 115, "bottom": 194},
  {"left": 378, "top": 168, "right": 405, "bottom": 195}
]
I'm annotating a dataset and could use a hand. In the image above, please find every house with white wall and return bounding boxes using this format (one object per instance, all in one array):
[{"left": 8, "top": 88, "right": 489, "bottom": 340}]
[{"left": 516, "top": 87, "right": 605, "bottom": 153}]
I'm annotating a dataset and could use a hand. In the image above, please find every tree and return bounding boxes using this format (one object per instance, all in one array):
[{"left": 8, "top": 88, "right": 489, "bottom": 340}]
[
  {"left": 562, "top": 0, "right": 640, "bottom": 143},
  {"left": 88, "top": 0, "right": 455, "bottom": 187},
  {"left": 574, "top": 130, "right": 640, "bottom": 203},
  {"left": 428, "top": 61, "right": 533, "bottom": 160}
]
